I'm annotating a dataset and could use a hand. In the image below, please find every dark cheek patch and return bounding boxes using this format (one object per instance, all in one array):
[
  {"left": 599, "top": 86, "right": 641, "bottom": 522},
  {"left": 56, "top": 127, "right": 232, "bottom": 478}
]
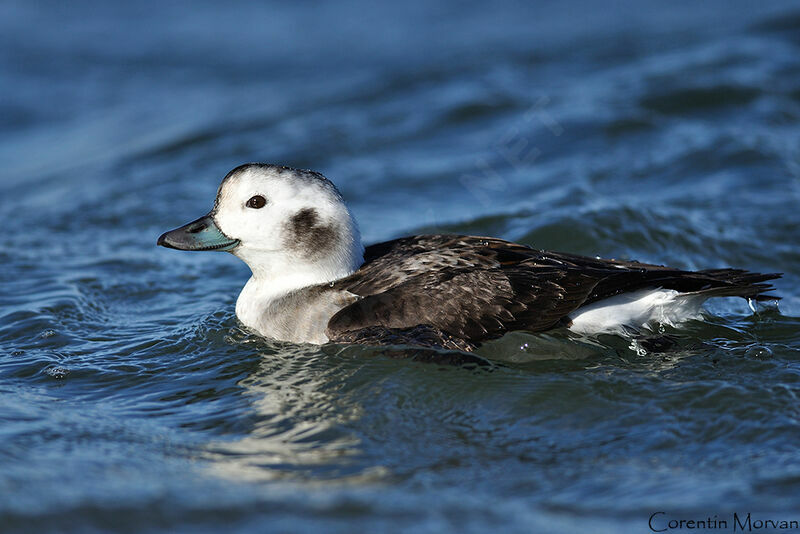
[{"left": 284, "top": 208, "right": 337, "bottom": 259}]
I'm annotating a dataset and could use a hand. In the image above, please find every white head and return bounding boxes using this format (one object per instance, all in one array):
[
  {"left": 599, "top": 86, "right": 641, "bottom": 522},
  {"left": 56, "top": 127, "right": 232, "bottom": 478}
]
[{"left": 159, "top": 163, "right": 364, "bottom": 293}]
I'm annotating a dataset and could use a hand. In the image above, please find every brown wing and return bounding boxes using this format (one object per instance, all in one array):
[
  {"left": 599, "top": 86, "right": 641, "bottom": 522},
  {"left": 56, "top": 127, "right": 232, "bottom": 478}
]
[
  {"left": 326, "top": 235, "right": 598, "bottom": 345},
  {"left": 327, "top": 264, "right": 600, "bottom": 344}
]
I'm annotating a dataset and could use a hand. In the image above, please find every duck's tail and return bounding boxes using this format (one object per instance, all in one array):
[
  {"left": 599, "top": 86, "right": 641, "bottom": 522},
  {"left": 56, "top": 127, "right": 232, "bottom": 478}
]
[{"left": 688, "top": 269, "right": 782, "bottom": 301}]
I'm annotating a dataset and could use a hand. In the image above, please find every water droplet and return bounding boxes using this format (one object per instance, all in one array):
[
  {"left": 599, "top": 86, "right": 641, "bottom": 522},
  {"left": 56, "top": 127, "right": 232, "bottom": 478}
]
[
  {"left": 628, "top": 339, "right": 647, "bottom": 357},
  {"left": 744, "top": 345, "right": 772, "bottom": 359},
  {"left": 45, "top": 366, "right": 69, "bottom": 379}
]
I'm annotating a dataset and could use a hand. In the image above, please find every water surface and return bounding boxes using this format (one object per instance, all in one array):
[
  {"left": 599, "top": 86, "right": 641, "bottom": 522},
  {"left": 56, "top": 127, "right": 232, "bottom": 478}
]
[{"left": 1, "top": 1, "right": 800, "bottom": 532}]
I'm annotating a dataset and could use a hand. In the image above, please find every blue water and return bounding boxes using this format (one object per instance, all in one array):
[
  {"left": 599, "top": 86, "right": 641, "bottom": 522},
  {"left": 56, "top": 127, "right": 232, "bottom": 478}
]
[{"left": 2, "top": 1, "right": 800, "bottom": 532}]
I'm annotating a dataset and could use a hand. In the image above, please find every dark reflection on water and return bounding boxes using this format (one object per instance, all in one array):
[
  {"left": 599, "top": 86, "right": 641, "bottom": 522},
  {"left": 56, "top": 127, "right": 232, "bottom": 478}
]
[{"left": 2, "top": 0, "right": 800, "bottom": 532}]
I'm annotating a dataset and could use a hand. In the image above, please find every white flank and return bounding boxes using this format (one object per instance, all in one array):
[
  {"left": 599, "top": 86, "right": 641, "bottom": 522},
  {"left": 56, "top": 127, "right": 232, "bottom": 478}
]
[{"left": 567, "top": 288, "right": 706, "bottom": 335}]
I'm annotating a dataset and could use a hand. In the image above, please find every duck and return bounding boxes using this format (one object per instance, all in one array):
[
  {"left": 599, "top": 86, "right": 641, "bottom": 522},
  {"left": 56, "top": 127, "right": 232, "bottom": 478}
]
[{"left": 157, "top": 163, "right": 781, "bottom": 351}]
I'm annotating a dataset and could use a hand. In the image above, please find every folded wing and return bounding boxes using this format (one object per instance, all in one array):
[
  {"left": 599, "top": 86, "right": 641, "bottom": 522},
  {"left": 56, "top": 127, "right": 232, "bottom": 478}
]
[{"left": 325, "top": 235, "right": 781, "bottom": 349}]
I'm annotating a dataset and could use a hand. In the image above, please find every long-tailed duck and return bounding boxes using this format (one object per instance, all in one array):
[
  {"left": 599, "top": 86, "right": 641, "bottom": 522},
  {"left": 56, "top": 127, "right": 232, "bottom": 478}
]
[{"left": 157, "top": 163, "right": 781, "bottom": 351}]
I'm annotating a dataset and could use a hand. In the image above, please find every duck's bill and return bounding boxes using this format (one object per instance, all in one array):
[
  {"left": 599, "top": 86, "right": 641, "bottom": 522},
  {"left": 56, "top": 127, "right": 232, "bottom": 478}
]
[{"left": 157, "top": 214, "right": 239, "bottom": 252}]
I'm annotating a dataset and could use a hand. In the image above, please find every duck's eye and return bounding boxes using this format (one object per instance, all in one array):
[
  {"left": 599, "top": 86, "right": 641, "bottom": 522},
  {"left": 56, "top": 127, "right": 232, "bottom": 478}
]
[{"left": 246, "top": 195, "right": 266, "bottom": 209}]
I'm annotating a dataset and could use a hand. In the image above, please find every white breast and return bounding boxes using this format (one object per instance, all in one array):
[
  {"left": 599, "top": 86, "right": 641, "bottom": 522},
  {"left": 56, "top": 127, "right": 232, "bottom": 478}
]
[
  {"left": 567, "top": 289, "right": 705, "bottom": 334},
  {"left": 235, "top": 277, "right": 358, "bottom": 344}
]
